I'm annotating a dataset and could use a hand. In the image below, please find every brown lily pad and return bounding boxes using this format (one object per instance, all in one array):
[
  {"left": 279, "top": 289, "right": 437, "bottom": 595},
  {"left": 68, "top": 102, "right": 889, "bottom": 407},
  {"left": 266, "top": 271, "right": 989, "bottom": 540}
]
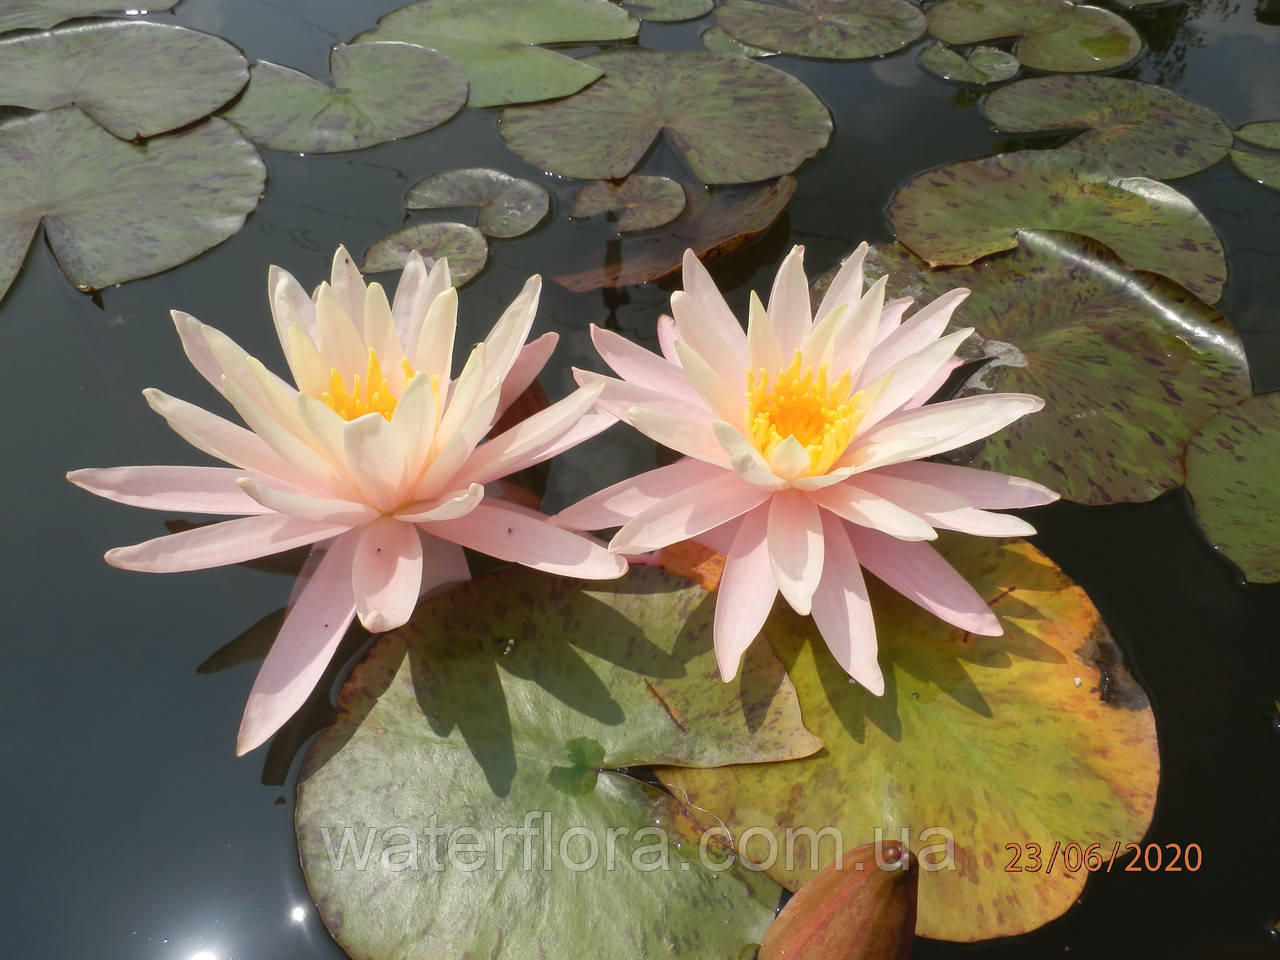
[{"left": 569, "top": 176, "right": 687, "bottom": 232}]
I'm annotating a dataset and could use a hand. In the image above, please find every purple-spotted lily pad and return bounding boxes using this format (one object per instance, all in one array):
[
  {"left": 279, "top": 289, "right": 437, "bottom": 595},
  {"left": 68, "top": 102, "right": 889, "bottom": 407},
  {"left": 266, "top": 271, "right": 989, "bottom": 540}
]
[
  {"left": 354, "top": 0, "right": 638, "bottom": 108},
  {"left": 1231, "top": 121, "right": 1280, "bottom": 192},
  {"left": 658, "top": 535, "right": 1158, "bottom": 942},
  {"left": 1185, "top": 393, "right": 1280, "bottom": 583},
  {"left": 619, "top": 0, "right": 713, "bottom": 20},
  {"left": 982, "top": 75, "right": 1232, "bottom": 179},
  {"left": 222, "top": 43, "right": 467, "bottom": 154},
  {"left": 848, "top": 233, "right": 1251, "bottom": 504},
  {"left": 405, "top": 168, "right": 549, "bottom": 238},
  {"left": 499, "top": 48, "right": 830, "bottom": 184},
  {"left": 296, "top": 565, "right": 819, "bottom": 960},
  {"left": 888, "top": 148, "right": 1227, "bottom": 302},
  {"left": 0, "top": 0, "right": 178, "bottom": 32},
  {"left": 715, "top": 0, "right": 926, "bottom": 59},
  {"left": 0, "top": 21, "right": 246, "bottom": 140},
  {"left": 700, "top": 25, "right": 778, "bottom": 56},
  {"left": 553, "top": 176, "right": 795, "bottom": 291},
  {"left": 926, "top": 0, "right": 1141, "bottom": 72},
  {"left": 569, "top": 176, "right": 687, "bottom": 232},
  {"left": 362, "top": 222, "right": 488, "bottom": 285},
  {"left": 919, "top": 41, "right": 1019, "bottom": 84},
  {"left": 0, "top": 108, "right": 263, "bottom": 306}
]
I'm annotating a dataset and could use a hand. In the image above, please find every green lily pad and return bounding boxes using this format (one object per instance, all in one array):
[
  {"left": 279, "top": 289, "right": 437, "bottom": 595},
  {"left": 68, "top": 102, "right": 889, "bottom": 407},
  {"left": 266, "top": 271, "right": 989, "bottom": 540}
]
[
  {"left": 715, "top": 0, "right": 926, "bottom": 59},
  {"left": 296, "top": 565, "right": 821, "bottom": 959},
  {"left": 569, "top": 176, "right": 686, "bottom": 232},
  {"left": 1238, "top": 121, "right": 1280, "bottom": 149},
  {"left": 362, "top": 222, "right": 488, "bottom": 285},
  {"left": 920, "top": 42, "right": 1019, "bottom": 84},
  {"left": 1185, "top": 393, "right": 1280, "bottom": 583},
  {"left": 700, "top": 25, "right": 778, "bottom": 56},
  {"left": 887, "top": 148, "right": 1227, "bottom": 302},
  {"left": 354, "top": 0, "right": 638, "bottom": 108},
  {"left": 222, "top": 43, "right": 467, "bottom": 154},
  {"left": 1231, "top": 121, "right": 1280, "bottom": 192},
  {"left": 982, "top": 75, "right": 1232, "bottom": 179},
  {"left": 620, "top": 0, "right": 713, "bottom": 20},
  {"left": 0, "top": 21, "right": 246, "bottom": 140},
  {"left": 553, "top": 176, "right": 795, "bottom": 291},
  {"left": 659, "top": 535, "right": 1159, "bottom": 942},
  {"left": 499, "top": 48, "right": 830, "bottom": 184},
  {"left": 0, "top": 0, "right": 179, "bottom": 32},
  {"left": 926, "top": 0, "right": 1141, "bottom": 72},
  {"left": 856, "top": 233, "right": 1251, "bottom": 504},
  {"left": 405, "top": 167, "right": 549, "bottom": 239},
  {"left": 0, "top": 108, "right": 263, "bottom": 306}
]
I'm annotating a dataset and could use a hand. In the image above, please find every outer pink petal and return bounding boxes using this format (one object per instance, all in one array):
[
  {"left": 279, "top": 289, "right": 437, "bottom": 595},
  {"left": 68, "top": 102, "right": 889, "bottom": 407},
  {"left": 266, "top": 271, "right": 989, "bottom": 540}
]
[
  {"left": 67, "top": 465, "right": 268, "bottom": 515},
  {"left": 419, "top": 531, "right": 471, "bottom": 595},
  {"left": 871, "top": 461, "right": 1059, "bottom": 509},
  {"left": 903, "top": 357, "right": 962, "bottom": 410},
  {"left": 431, "top": 501, "right": 626, "bottom": 578},
  {"left": 846, "top": 526, "right": 1001, "bottom": 636},
  {"left": 811, "top": 512, "right": 882, "bottom": 694},
  {"left": 856, "top": 328, "right": 974, "bottom": 434},
  {"left": 236, "top": 530, "right": 358, "bottom": 755},
  {"left": 554, "top": 458, "right": 728, "bottom": 531},
  {"left": 851, "top": 472, "right": 1035, "bottom": 537},
  {"left": 628, "top": 407, "right": 729, "bottom": 466},
  {"left": 494, "top": 332, "right": 558, "bottom": 422},
  {"left": 611, "top": 473, "right": 771, "bottom": 554},
  {"left": 861, "top": 287, "right": 970, "bottom": 386},
  {"left": 767, "top": 489, "right": 824, "bottom": 616},
  {"left": 807, "top": 480, "right": 937, "bottom": 541},
  {"left": 107, "top": 513, "right": 352, "bottom": 573},
  {"left": 713, "top": 504, "right": 776, "bottom": 681},
  {"left": 591, "top": 325, "right": 701, "bottom": 402},
  {"left": 461, "top": 382, "right": 604, "bottom": 487},
  {"left": 680, "top": 249, "right": 749, "bottom": 368},
  {"left": 238, "top": 478, "right": 379, "bottom": 525},
  {"left": 657, "top": 314, "right": 679, "bottom": 363},
  {"left": 352, "top": 517, "right": 424, "bottom": 632}
]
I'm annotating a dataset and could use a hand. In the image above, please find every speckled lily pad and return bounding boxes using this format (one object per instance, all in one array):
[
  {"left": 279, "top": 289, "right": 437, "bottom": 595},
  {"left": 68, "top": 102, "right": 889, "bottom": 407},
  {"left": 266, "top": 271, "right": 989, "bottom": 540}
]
[
  {"left": 888, "top": 149, "right": 1227, "bottom": 302},
  {"left": 1231, "top": 121, "right": 1280, "bottom": 192},
  {"left": 927, "top": 0, "right": 1141, "bottom": 73},
  {"left": 553, "top": 176, "right": 795, "bottom": 291},
  {"left": 982, "top": 75, "right": 1232, "bottom": 179},
  {"left": 405, "top": 168, "right": 549, "bottom": 238},
  {"left": 700, "top": 25, "right": 778, "bottom": 56},
  {"left": 362, "top": 222, "right": 488, "bottom": 285},
  {"left": 0, "top": 0, "right": 178, "bottom": 32},
  {"left": 919, "top": 41, "right": 1019, "bottom": 83},
  {"left": 620, "top": 0, "right": 713, "bottom": 20},
  {"left": 852, "top": 233, "right": 1251, "bottom": 504},
  {"left": 354, "top": 0, "right": 638, "bottom": 108},
  {"left": 715, "top": 0, "right": 926, "bottom": 59},
  {"left": 499, "top": 48, "right": 830, "bottom": 184},
  {"left": 569, "top": 176, "right": 686, "bottom": 232},
  {"left": 222, "top": 43, "right": 467, "bottom": 153},
  {"left": 0, "top": 108, "right": 263, "bottom": 306},
  {"left": 1186, "top": 393, "right": 1280, "bottom": 583},
  {"left": 0, "top": 21, "right": 246, "bottom": 139}
]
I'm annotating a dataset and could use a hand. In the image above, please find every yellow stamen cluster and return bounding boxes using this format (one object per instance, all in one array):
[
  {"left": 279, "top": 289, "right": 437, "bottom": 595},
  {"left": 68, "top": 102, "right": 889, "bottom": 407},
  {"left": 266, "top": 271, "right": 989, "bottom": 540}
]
[
  {"left": 746, "top": 352, "right": 864, "bottom": 475},
  {"left": 322, "top": 348, "right": 417, "bottom": 421}
]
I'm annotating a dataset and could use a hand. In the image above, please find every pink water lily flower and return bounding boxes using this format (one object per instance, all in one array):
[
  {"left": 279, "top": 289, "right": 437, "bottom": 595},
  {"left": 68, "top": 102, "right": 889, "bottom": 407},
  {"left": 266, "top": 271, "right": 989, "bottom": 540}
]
[
  {"left": 69, "top": 247, "right": 624, "bottom": 754},
  {"left": 555, "top": 244, "right": 1057, "bottom": 691}
]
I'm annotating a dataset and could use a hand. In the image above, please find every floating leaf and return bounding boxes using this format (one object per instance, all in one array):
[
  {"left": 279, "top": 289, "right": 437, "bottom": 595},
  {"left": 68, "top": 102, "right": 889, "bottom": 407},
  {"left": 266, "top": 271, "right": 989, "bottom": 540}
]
[
  {"left": 296, "top": 565, "right": 820, "bottom": 960},
  {"left": 0, "top": 21, "right": 246, "bottom": 139},
  {"left": 919, "top": 42, "right": 1019, "bottom": 84},
  {"left": 700, "top": 25, "right": 778, "bottom": 56},
  {"left": 846, "top": 233, "right": 1251, "bottom": 504},
  {"left": 354, "top": 0, "right": 638, "bottom": 108},
  {"left": 0, "top": 0, "right": 178, "bottom": 32},
  {"left": 887, "top": 149, "right": 1227, "bottom": 301},
  {"left": 982, "top": 75, "right": 1231, "bottom": 179},
  {"left": 715, "top": 0, "right": 926, "bottom": 59},
  {"left": 499, "top": 48, "right": 830, "bottom": 184},
  {"left": 553, "top": 176, "right": 795, "bottom": 291},
  {"left": 569, "top": 176, "right": 686, "bottom": 232},
  {"left": 1238, "top": 121, "right": 1280, "bottom": 149},
  {"left": 620, "top": 0, "right": 713, "bottom": 20},
  {"left": 659, "top": 535, "right": 1159, "bottom": 942},
  {"left": 0, "top": 108, "right": 263, "bottom": 306},
  {"left": 926, "top": 0, "right": 1141, "bottom": 72},
  {"left": 1185, "top": 393, "right": 1280, "bottom": 583},
  {"left": 362, "top": 222, "right": 488, "bottom": 284},
  {"left": 405, "top": 167, "right": 549, "bottom": 238},
  {"left": 222, "top": 43, "right": 466, "bottom": 154},
  {"left": 1231, "top": 121, "right": 1280, "bottom": 192}
]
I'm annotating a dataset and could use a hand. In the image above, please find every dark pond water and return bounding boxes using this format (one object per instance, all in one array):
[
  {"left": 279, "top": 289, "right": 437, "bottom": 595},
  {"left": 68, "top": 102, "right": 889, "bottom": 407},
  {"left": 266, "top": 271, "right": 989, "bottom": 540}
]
[{"left": 3, "top": 0, "right": 1279, "bottom": 957}]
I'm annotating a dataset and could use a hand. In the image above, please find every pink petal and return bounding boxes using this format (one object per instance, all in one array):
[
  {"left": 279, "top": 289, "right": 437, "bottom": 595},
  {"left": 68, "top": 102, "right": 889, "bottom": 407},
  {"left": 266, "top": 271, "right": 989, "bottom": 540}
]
[
  {"left": 611, "top": 472, "right": 771, "bottom": 554},
  {"left": 329, "top": 245, "right": 367, "bottom": 331},
  {"left": 657, "top": 314, "right": 679, "bottom": 363},
  {"left": 574, "top": 370, "right": 713, "bottom": 427},
  {"left": 395, "top": 483, "right": 484, "bottom": 523},
  {"left": 341, "top": 412, "right": 407, "bottom": 511},
  {"left": 628, "top": 407, "right": 729, "bottom": 466},
  {"left": 871, "top": 296, "right": 914, "bottom": 346},
  {"left": 830, "top": 275, "right": 887, "bottom": 382},
  {"left": 861, "top": 287, "right": 970, "bottom": 385},
  {"left": 680, "top": 249, "right": 749, "bottom": 368},
  {"left": 852, "top": 472, "right": 1035, "bottom": 537},
  {"left": 393, "top": 252, "right": 448, "bottom": 350},
  {"left": 856, "top": 328, "right": 974, "bottom": 434},
  {"left": 238, "top": 478, "right": 378, "bottom": 524},
  {"left": 767, "top": 488, "right": 824, "bottom": 616},
  {"left": 712, "top": 421, "right": 788, "bottom": 489},
  {"left": 903, "top": 357, "right": 962, "bottom": 410},
  {"left": 674, "top": 339, "right": 744, "bottom": 422},
  {"left": 671, "top": 289, "right": 749, "bottom": 387},
  {"left": 67, "top": 465, "right": 268, "bottom": 515},
  {"left": 554, "top": 458, "right": 728, "bottom": 531},
  {"left": 814, "top": 242, "right": 867, "bottom": 324},
  {"left": 591, "top": 325, "right": 701, "bottom": 402},
  {"left": 713, "top": 504, "right": 776, "bottom": 681},
  {"left": 873, "top": 461, "right": 1058, "bottom": 509},
  {"left": 268, "top": 263, "right": 317, "bottom": 342},
  {"left": 171, "top": 310, "right": 226, "bottom": 397},
  {"left": 481, "top": 274, "right": 541, "bottom": 387},
  {"left": 746, "top": 290, "right": 784, "bottom": 374},
  {"left": 766, "top": 245, "right": 812, "bottom": 358},
  {"left": 315, "top": 282, "right": 366, "bottom": 382},
  {"left": 495, "top": 332, "right": 558, "bottom": 422},
  {"left": 419, "top": 531, "right": 471, "bottom": 595},
  {"left": 808, "top": 480, "right": 937, "bottom": 541},
  {"left": 352, "top": 517, "right": 424, "bottom": 633},
  {"left": 811, "top": 512, "right": 882, "bottom": 694},
  {"left": 107, "top": 513, "right": 352, "bottom": 573},
  {"left": 221, "top": 377, "right": 348, "bottom": 495},
  {"left": 410, "top": 285, "right": 458, "bottom": 385}
]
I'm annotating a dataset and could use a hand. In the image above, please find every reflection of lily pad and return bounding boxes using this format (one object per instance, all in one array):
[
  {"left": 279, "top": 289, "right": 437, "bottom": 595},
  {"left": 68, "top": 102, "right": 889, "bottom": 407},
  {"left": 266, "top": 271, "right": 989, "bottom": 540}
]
[
  {"left": 553, "top": 176, "right": 795, "bottom": 291},
  {"left": 499, "top": 49, "right": 830, "bottom": 184},
  {"left": 859, "top": 233, "right": 1251, "bottom": 504},
  {"left": 405, "top": 167, "right": 549, "bottom": 238},
  {"left": 700, "top": 25, "right": 778, "bottom": 56},
  {"left": 0, "top": 21, "right": 246, "bottom": 139},
  {"left": 620, "top": 0, "right": 713, "bottom": 20},
  {"left": 0, "top": 108, "right": 264, "bottom": 306},
  {"left": 1231, "top": 121, "right": 1280, "bottom": 192},
  {"left": 715, "top": 0, "right": 926, "bottom": 59},
  {"left": 0, "top": 0, "right": 178, "bottom": 32},
  {"left": 920, "top": 42, "right": 1019, "bottom": 84},
  {"left": 982, "top": 75, "right": 1231, "bottom": 179},
  {"left": 296, "top": 565, "right": 818, "bottom": 960},
  {"left": 927, "top": 0, "right": 1141, "bottom": 72},
  {"left": 569, "top": 176, "right": 686, "bottom": 232},
  {"left": 1186, "top": 393, "right": 1280, "bottom": 583},
  {"left": 354, "top": 0, "right": 638, "bottom": 108},
  {"left": 888, "top": 149, "right": 1227, "bottom": 301},
  {"left": 222, "top": 43, "right": 466, "bottom": 153},
  {"left": 659, "top": 535, "right": 1158, "bottom": 942},
  {"left": 362, "top": 222, "right": 488, "bottom": 285}
]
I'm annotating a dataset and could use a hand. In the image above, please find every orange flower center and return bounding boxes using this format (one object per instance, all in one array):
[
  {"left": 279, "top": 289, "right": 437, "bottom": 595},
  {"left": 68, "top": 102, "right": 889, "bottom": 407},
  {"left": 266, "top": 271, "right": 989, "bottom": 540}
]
[
  {"left": 746, "top": 352, "right": 865, "bottom": 475},
  {"left": 322, "top": 348, "right": 418, "bottom": 421}
]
